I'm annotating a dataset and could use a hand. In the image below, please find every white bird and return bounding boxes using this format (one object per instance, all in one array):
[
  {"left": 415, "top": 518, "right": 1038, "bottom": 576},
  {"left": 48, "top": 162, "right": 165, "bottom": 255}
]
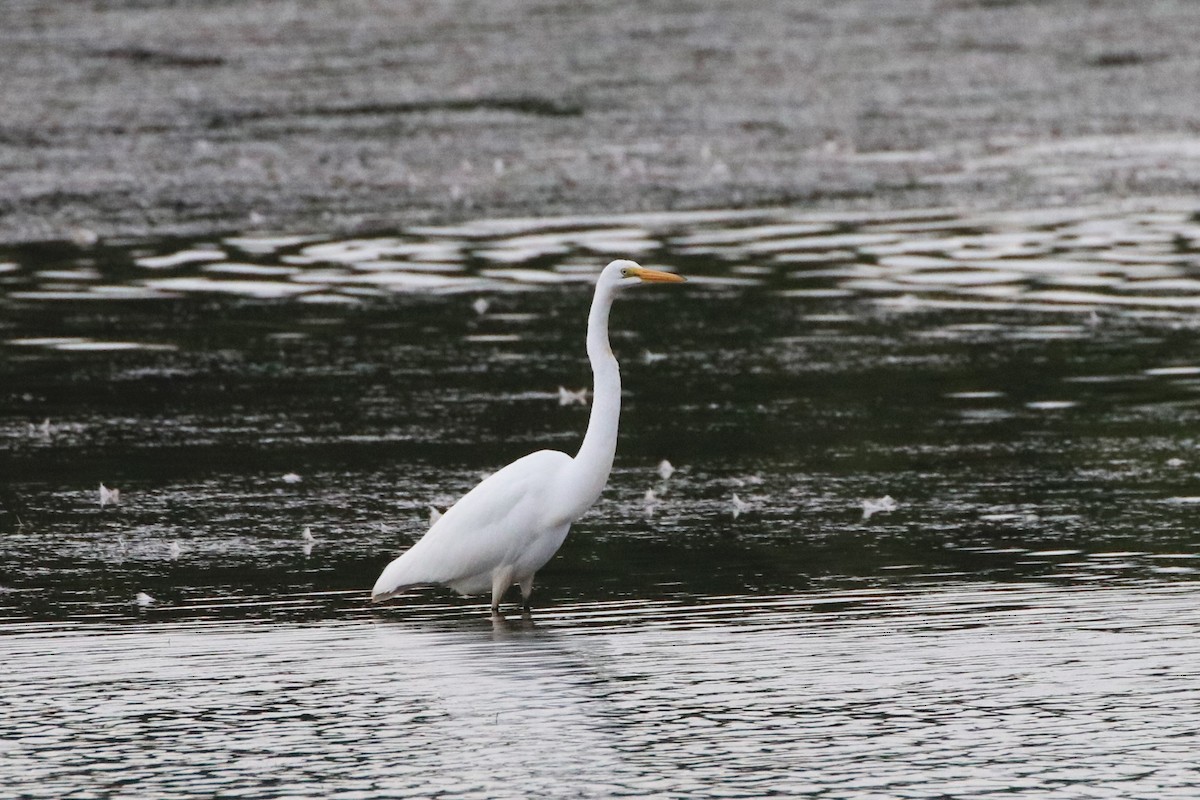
[
  {"left": 135, "top": 591, "right": 155, "bottom": 607},
  {"left": 428, "top": 506, "right": 443, "bottom": 526},
  {"left": 557, "top": 386, "right": 589, "bottom": 406},
  {"left": 282, "top": 472, "right": 302, "bottom": 484},
  {"left": 372, "top": 260, "right": 686, "bottom": 612},
  {"left": 657, "top": 459, "right": 675, "bottom": 480},
  {"left": 472, "top": 297, "right": 490, "bottom": 316}
]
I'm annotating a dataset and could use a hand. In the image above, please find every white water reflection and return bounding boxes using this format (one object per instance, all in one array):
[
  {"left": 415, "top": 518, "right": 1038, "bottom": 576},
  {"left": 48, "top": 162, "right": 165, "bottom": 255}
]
[
  {"left": 7, "top": 337, "right": 175, "bottom": 352},
  {"left": 135, "top": 249, "right": 226, "bottom": 269},
  {"left": 3, "top": 584, "right": 1198, "bottom": 799},
  {"left": 5, "top": 202, "right": 1198, "bottom": 313}
]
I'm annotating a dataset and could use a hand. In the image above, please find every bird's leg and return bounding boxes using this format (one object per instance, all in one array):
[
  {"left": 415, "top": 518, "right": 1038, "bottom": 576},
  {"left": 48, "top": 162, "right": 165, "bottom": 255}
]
[
  {"left": 491, "top": 568, "right": 514, "bottom": 615},
  {"left": 519, "top": 576, "right": 534, "bottom": 613}
]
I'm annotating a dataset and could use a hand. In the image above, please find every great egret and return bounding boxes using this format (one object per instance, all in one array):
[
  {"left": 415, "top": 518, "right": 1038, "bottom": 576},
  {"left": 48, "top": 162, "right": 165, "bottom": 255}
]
[{"left": 371, "top": 259, "right": 686, "bottom": 613}]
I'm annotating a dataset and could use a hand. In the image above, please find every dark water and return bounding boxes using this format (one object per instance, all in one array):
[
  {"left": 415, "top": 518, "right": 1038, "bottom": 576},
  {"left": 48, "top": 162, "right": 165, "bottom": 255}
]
[{"left": 2, "top": 205, "right": 1200, "bottom": 797}]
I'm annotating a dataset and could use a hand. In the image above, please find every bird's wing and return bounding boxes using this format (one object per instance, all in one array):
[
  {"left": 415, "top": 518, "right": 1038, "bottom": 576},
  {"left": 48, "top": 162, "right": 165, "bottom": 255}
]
[{"left": 373, "top": 450, "right": 572, "bottom": 596}]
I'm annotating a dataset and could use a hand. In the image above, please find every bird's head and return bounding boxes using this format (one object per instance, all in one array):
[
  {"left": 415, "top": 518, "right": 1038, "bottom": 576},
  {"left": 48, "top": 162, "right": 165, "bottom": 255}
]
[{"left": 601, "top": 259, "right": 686, "bottom": 290}]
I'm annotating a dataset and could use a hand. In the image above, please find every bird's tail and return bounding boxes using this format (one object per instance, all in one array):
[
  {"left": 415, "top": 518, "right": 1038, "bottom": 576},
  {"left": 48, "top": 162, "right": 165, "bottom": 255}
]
[{"left": 371, "top": 555, "right": 424, "bottom": 603}]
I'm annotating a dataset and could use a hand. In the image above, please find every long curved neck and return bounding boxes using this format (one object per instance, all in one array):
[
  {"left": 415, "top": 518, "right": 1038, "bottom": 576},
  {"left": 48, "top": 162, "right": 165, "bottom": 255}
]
[{"left": 566, "top": 282, "right": 621, "bottom": 515}]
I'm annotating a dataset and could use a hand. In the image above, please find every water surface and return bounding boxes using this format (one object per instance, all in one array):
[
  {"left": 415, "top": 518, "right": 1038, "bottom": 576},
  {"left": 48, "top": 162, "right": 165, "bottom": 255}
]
[{"left": 2, "top": 204, "right": 1199, "bottom": 797}]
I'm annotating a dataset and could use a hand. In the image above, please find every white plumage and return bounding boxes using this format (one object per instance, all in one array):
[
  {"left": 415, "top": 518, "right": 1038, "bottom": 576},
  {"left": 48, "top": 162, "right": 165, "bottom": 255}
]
[
  {"left": 371, "top": 260, "right": 685, "bottom": 612},
  {"left": 375, "top": 450, "right": 573, "bottom": 598}
]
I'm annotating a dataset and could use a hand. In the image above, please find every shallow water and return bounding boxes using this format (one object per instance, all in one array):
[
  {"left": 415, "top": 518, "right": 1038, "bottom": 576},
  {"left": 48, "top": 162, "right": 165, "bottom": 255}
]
[{"left": 2, "top": 204, "right": 1200, "bottom": 796}]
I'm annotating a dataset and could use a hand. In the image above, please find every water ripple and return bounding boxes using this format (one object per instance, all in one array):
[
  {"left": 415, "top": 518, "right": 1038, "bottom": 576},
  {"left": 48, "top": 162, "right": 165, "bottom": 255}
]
[
  {"left": 2, "top": 584, "right": 1198, "bottom": 799},
  {"left": 1, "top": 202, "right": 1195, "bottom": 311},
  {"left": 4, "top": 203, "right": 1200, "bottom": 796}
]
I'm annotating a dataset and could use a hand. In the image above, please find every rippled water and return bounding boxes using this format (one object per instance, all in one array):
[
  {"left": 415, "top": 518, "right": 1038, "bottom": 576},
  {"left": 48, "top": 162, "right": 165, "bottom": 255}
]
[{"left": 3, "top": 204, "right": 1200, "bottom": 796}]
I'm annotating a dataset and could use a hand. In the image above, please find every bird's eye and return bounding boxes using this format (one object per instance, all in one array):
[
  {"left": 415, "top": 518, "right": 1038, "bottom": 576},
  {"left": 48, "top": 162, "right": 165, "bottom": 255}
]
[{"left": 620, "top": 268, "right": 629, "bottom": 277}]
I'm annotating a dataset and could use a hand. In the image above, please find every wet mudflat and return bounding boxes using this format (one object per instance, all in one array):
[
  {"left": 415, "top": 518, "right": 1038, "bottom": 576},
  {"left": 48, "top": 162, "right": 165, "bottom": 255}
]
[{"left": 2, "top": 204, "right": 1200, "bottom": 797}]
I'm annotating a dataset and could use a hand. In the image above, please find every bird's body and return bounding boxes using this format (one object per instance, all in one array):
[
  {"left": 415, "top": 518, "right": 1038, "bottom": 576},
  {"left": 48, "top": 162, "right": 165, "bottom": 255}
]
[
  {"left": 371, "top": 260, "right": 684, "bottom": 612},
  {"left": 376, "top": 449, "right": 572, "bottom": 597}
]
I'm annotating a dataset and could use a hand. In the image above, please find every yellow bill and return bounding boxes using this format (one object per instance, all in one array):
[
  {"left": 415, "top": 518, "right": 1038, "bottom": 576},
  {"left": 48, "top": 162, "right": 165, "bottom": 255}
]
[{"left": 633, "top": 267, "right": 686, "bottom": 283}]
